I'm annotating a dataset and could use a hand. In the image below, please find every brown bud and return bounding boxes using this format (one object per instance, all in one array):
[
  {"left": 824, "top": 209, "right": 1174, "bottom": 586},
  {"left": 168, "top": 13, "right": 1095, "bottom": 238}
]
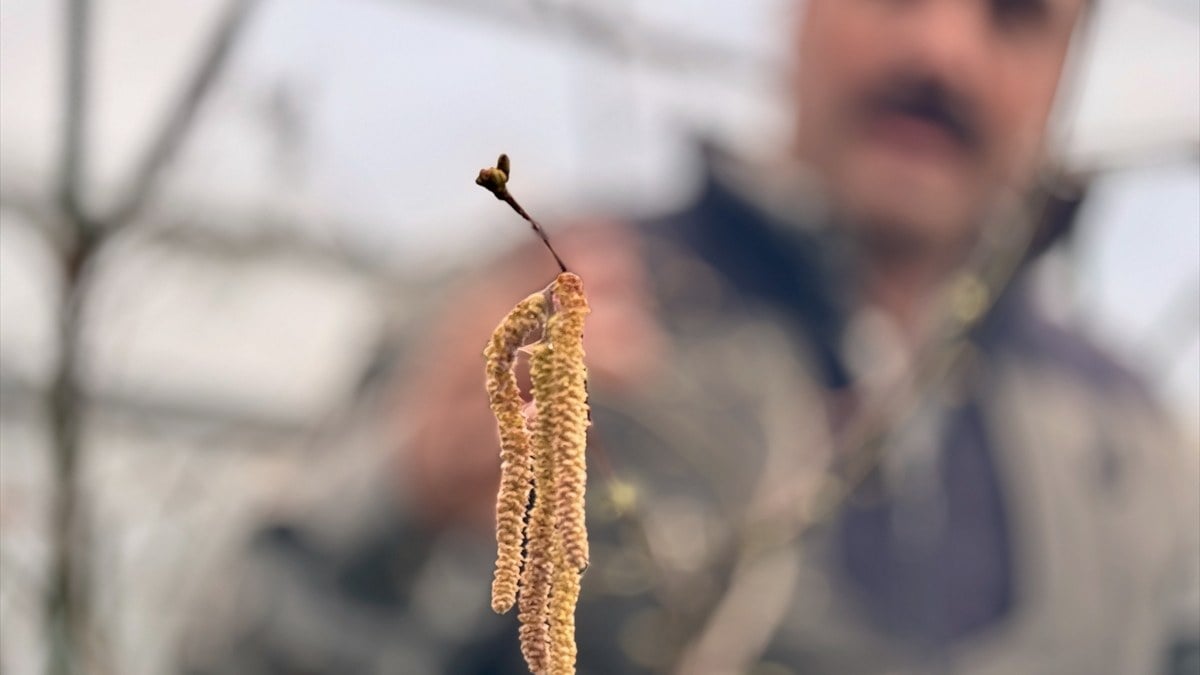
[{"left": 476, "top": 166, "right": 509, "bottom": 198}]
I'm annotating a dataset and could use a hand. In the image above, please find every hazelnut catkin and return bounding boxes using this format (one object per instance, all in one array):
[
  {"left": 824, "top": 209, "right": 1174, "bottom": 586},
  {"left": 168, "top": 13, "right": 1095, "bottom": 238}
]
[
  {"left": 544, "top": 274, "right": 591, "bottom": 572},
  {"left": 485, "top": 272, "right": 590, "bottom": 675},
  {"left": 548, "top": 562, "right": 581, "bottom": 675},
  {"left": 519, "top": 342, "right": 560, "bottom": 673},
  {"left": 485, "top": 291, "right": 549, "bottom": 614}
]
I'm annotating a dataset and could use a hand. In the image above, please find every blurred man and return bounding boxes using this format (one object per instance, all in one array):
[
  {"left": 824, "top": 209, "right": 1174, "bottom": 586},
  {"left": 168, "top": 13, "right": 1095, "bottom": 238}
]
[{"left": 182, "top": 0, "right": 1199, "bottom": 673}]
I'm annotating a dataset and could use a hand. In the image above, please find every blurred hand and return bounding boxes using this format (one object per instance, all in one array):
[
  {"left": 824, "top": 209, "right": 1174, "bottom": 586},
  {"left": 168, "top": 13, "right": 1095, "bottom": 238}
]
[{"left": 391, "top": 221, "right": 664, "bottom": 531}]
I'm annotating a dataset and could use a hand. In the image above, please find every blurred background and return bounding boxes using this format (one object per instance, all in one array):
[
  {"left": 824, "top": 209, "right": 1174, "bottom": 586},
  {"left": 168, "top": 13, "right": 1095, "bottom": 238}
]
[{"left": 0, "top": 0, "right": 1197, "bottom": 673}]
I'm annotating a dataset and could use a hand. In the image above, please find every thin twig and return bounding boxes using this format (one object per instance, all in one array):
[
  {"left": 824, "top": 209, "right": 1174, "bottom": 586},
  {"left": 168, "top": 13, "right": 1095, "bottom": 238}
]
[{"left": 476, "top": 154, "right": 570, "bottom": 273}]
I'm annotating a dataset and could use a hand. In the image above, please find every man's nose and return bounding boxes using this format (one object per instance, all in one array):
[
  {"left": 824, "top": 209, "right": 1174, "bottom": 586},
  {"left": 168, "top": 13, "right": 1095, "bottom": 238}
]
[{"left": 900, "top": 0, "right": 990, "bottom": 86}]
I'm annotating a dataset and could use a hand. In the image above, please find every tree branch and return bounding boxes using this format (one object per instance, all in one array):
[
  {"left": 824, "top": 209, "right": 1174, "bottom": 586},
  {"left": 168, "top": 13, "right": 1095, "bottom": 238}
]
[{"left": 105, "top": 0, "right": 262, "bottom": 227}]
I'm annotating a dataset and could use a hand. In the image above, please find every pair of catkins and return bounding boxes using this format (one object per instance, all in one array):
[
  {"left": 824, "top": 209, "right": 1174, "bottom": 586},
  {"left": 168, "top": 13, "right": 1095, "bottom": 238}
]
[{"left": 478, "top": 156, "right": 591, "bottom": 675}]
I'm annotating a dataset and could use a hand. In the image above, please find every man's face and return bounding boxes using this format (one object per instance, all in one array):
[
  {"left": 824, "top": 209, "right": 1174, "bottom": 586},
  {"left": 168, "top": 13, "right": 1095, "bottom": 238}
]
[{"left": 793, "top": 0, "right": 1086, "bottom": 254}]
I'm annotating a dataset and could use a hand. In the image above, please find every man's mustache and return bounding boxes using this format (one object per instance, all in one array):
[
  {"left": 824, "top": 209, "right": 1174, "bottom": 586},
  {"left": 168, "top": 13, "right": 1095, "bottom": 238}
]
[{"left": 859, "top": 73, "right": 983, "bottom": 152}]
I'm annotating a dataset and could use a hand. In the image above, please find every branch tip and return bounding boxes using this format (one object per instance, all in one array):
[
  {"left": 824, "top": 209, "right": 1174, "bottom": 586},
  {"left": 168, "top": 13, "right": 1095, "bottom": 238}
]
[{"left": 475, "top": 154, "right": 569, "bottom": 274}]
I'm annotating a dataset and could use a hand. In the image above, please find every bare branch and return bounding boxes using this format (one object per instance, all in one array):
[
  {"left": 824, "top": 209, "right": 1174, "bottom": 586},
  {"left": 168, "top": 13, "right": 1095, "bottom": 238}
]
[
  {"left": 58, "top": 0, "right": 91, "bottom": 230},
  {"left": 105, "top": 0, "right": 263, "bottom": 227}
]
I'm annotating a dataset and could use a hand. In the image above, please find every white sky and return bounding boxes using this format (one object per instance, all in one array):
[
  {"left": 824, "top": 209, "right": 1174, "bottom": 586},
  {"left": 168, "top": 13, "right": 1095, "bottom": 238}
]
[{"left": 0, "top": 0, "right": 1197, "bottom": 430}]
